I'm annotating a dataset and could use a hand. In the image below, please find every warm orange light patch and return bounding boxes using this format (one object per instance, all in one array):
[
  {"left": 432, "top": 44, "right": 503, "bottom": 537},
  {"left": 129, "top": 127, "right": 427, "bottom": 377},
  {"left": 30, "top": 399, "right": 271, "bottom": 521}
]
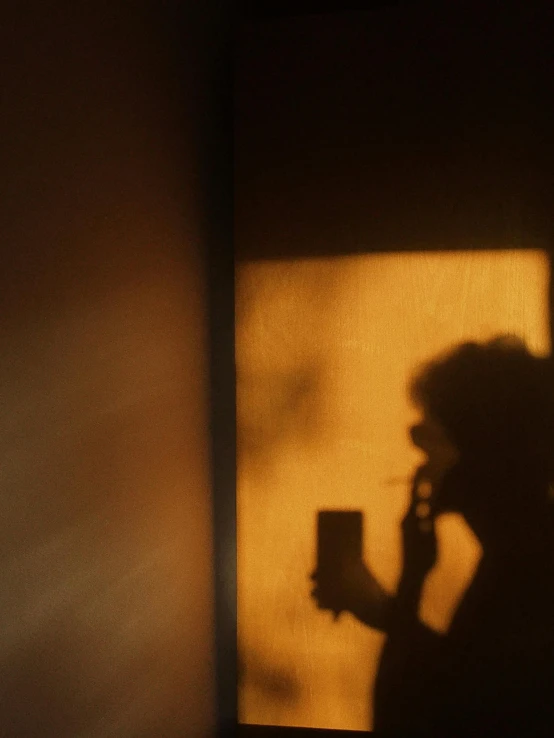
[{"left": 236, "top": 249, "right": 550, "bottom": 731}]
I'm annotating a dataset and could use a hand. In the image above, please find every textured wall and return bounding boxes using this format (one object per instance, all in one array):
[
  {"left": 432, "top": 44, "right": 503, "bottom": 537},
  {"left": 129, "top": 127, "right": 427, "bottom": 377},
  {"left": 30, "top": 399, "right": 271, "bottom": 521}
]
[
  {"left": 236, "top": 3, "right": 553, "bottom": 730},
  {"left": 237, "top": 250, "right": 550, "bottom": 730},
  {"left": 0, "top": 3, "right": 216, "bottom": 736}
]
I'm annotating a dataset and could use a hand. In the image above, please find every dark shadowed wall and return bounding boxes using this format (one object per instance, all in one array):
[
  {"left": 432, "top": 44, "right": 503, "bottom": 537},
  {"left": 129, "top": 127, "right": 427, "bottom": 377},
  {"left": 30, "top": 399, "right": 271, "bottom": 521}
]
[
  {"left": 237, "top": 1, "right": 553, "bottom": 261},
  {"left": 0, "top": 2, "right": 223, "bottom": 736}
]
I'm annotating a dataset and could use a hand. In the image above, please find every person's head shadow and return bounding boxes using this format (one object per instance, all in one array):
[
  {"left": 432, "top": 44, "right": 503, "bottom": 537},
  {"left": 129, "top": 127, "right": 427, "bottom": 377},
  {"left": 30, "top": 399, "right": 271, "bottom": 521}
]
[{"left": 409, "top": 335, "right": 554, "bottom": 548}]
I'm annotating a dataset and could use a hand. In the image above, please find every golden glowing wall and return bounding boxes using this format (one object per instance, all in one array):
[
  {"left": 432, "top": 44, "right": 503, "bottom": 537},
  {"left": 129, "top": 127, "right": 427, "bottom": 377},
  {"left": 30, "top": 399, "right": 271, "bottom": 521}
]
[{"left": 236, "top": 249, "right": 550, "bottom": 730}]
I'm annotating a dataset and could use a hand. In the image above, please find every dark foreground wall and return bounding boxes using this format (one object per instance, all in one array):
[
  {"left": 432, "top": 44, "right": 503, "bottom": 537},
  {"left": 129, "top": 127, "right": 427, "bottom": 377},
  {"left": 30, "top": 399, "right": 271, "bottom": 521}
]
[{"left": 0, "top": 3, "right": 223, "bottom": 735}]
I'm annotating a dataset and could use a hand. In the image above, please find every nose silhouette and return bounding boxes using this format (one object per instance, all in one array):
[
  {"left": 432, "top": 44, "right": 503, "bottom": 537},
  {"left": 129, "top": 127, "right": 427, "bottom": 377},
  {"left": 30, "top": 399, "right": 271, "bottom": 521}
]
[{"left": 410, "top": 424, "right": 424, "bottom": 447}]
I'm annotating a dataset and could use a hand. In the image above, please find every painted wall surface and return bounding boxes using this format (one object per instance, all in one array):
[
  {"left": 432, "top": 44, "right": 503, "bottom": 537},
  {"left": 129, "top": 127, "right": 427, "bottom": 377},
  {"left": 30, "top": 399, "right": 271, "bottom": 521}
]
[
  {"left": 236, "top": 3, "right": 552, "bottom": 262},
  {"left": 237, "top": 250, "right": 550, "bottom": 730},
  {"left": 0, "top": 3, "right": 217, "bottom": 736},
  {"left": 236, "top": 3, "right": 553, "bottom": 730}
]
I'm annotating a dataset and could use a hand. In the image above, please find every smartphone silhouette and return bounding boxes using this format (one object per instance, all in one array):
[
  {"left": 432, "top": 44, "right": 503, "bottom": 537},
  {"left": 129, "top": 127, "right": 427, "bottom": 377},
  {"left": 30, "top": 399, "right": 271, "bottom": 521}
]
[{"left": 316, "top": 510, "right": 363, "bottom": 603}]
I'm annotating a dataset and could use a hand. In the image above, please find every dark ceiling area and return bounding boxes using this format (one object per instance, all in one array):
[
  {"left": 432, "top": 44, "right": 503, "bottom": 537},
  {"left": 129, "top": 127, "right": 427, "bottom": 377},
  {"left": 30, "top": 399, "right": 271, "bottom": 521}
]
[
  {"left": 237, "top": 0, "right": 428, "bottom": 20},
  {"left": 236, "top": 0, "right": 553, "bottom": 260},
  {"left": 237, "top": 0, "right": 552, "bottom": 23}
]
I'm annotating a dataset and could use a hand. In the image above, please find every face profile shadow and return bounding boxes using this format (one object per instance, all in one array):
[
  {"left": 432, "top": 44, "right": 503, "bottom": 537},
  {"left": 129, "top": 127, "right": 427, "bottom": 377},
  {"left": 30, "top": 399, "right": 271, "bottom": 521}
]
[{"left": 312, "top": 336, "right": 554, "bottom": 735}]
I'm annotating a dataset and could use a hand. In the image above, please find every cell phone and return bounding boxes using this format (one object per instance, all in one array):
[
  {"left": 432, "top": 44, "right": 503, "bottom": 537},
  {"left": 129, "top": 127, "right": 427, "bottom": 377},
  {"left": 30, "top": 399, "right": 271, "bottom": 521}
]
[{"left": 316, "top": 510, "right": 364, "bottom": 588}]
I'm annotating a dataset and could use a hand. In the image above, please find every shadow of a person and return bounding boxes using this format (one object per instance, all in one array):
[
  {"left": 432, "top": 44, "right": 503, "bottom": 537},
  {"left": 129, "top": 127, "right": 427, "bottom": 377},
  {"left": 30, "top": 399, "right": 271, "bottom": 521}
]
[{"left": 312, "top": 336, "right": 554, "bottom": 735}]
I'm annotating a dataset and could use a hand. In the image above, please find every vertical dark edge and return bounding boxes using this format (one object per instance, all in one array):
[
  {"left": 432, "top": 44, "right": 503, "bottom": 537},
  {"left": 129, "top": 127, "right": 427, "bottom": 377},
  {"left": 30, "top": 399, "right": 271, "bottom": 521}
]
[
  {"left": 158, "top": 0, "right": 236, "bottom": 733},
  {"left": 148, "top": 4, "right": 235, "bottom": 736},
  {"left": 205, "top": 3, "right": 238, "bottom": 736},
  {"left": 548, "top": 249, "right": 554, "bottom": 355}
]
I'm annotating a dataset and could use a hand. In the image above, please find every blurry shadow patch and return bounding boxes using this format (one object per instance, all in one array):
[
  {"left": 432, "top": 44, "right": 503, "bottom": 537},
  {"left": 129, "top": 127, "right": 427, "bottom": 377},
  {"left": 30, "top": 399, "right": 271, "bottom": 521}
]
[
  {"left": 239, "top": 649, "right": 300, "bottom": 704},
  {"left": 237, "top": 367, "right": 321, "bottom": 465}
]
